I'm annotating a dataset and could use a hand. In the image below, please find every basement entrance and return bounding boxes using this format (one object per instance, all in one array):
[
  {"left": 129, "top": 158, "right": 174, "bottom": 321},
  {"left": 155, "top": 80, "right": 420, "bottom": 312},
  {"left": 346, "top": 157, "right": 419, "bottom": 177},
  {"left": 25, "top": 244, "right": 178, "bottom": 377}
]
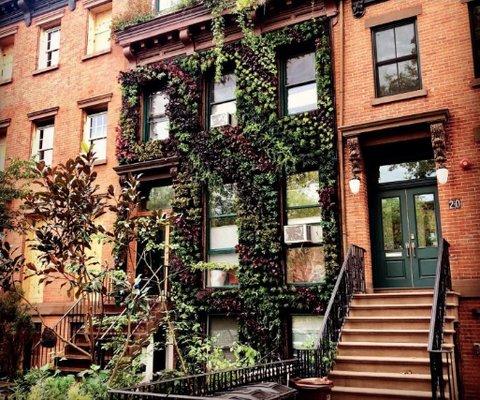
[{"left": 368, "top": 140, "right": 441, "bottom": 289}]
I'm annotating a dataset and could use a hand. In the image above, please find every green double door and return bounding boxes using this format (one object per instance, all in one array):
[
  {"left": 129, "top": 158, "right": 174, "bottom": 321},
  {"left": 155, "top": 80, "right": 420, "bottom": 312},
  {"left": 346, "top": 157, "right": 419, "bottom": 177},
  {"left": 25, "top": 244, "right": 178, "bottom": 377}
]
[{"left": 373, "top": 185, "right": 441, "bottom": 288}]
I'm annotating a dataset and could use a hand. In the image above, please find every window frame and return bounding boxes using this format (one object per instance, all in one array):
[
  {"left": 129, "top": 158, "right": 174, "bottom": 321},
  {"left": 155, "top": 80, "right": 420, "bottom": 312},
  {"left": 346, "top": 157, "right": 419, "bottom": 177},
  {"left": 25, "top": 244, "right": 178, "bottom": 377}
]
[
  {"left": 85, "top": 110, "right": 108, "bottom": 161},
  {"left": 469, "top": 0, "right": 480, "bottom": 78},
  {"left": 0, "top": 128, "right": 6, "bottom": 171},
  {"left": 371, "top": 18, "right": 422, "bottom": 98},
  {"left": 87, "top": 3, "right": 112, "bottom": 55},
  {"left": 207, "top": 72, "right": 237, "bottom": 129},
  {"left": 280, "top": 47, "right": 318, "bottom": 116},
  {"left": 283, "top": 170, "right": 324, "bottom": 286},
  {"left": 143, "top": 90, "right": 170, "bottom": 142},
  {"left": 155, "top": 0, "right": 181, "bottom": 12},
  {"left": 43, "top": 26, "right": 61, "bottom": 68},
  {"left": 34, "top": 123, "right": 54, "bottom": 165},
  {"left": 0, "top": 46, "right": 13, "bottom": 81},
  {"left": 207, "top": 314, "right": 239, "bottom": 353},
  {"left": 290, "top": 314, "right": 323, "bottom": 353}
]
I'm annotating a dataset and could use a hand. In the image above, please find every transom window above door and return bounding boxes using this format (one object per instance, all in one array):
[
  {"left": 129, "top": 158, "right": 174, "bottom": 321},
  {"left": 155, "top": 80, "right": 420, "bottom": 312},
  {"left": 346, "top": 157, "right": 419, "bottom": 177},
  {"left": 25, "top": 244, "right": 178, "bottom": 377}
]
[
  {"left": 283, "top": 51, "right": 317, "bottom": 115},
  {"left": 373, "top": 19, "right": 421, "bottom": 97},
  {"left": 145, "top": 91, "right": 169, "bottom": 141},
  {"left": 378, "top": 160, "right": 436, "bottom": 184}
]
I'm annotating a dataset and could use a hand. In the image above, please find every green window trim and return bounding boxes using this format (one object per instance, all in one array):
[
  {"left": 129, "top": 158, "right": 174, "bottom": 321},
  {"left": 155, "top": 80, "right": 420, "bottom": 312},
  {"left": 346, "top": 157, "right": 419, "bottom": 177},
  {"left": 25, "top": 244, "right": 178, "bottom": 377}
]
[{"left": 143, "top": 90, "right": 169, "bottom": 142}]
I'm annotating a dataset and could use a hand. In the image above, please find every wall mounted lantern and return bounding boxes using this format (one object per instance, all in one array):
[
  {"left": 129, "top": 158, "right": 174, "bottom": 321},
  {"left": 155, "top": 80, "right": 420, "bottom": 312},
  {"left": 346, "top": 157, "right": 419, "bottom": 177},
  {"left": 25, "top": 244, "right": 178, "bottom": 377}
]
[
  {"left": 431, "top": 122, "right": 448, "bottom": 185},
  {"left": 347, "top": 137, "right": 362, "bottom": 195}
]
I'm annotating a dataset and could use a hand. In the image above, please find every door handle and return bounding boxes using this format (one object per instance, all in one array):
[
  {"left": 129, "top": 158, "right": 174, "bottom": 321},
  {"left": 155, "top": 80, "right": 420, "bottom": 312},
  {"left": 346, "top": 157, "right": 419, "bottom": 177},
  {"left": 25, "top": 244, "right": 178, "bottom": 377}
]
[
  {"left": 411, "top": 240, "right": 416, "bottom": 258},
  {"left": 405, "top": 242, "right": 411, "bottom": 257}
]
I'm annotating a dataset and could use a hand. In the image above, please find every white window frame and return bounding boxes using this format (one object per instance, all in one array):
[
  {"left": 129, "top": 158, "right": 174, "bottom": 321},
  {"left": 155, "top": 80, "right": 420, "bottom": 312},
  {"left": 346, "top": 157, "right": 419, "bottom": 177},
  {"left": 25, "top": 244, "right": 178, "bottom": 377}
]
[
  {"left": 34, "top": 124, "right": 54, "bottom": 166},
  {"left": 87, "top": 5, "right": 112, "bottom": 55},
  {"left": 39, "top": 25, "right": 60, "bottom": 69},
  {"left": 0, "top": 46, "right": 13, "bottom": 81},
  {"left": 84, "top": 111, "right": 108, "bottom": 160},
  {"left": 0, "top": 130, "right": 6, "bottom": 171}
]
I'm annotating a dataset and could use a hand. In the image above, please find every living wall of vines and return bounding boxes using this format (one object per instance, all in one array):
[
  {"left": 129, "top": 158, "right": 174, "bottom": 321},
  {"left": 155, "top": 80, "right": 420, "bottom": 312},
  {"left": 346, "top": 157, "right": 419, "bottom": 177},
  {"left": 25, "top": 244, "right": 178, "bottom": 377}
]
[{"left": 116, "top": 16, "right": 339, "bottom": 366}]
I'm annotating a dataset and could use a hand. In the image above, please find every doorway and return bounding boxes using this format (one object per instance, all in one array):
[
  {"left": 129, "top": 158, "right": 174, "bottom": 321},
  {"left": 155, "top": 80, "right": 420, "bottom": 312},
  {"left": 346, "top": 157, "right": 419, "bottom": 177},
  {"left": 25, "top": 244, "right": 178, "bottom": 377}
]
[{"left": 367, "top": 141, "right": 441, "bottom": 289}]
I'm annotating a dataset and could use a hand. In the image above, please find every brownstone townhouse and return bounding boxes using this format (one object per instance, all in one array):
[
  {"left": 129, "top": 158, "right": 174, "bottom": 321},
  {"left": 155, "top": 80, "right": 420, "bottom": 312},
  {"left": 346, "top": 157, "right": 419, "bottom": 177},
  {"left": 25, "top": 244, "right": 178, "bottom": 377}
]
[{"left": 0, "top": 0, "right": 479, "bottom": 399}]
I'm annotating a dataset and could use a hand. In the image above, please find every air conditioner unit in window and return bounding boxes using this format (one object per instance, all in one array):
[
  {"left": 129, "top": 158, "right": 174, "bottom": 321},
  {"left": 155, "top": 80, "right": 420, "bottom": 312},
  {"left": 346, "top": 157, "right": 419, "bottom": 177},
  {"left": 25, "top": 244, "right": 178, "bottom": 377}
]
[
  {"left": 284, "top": 224, "right": 312, "bottom": 244},
  {"left": 210, "top": 113, "right": 236, "bottom": 128}
]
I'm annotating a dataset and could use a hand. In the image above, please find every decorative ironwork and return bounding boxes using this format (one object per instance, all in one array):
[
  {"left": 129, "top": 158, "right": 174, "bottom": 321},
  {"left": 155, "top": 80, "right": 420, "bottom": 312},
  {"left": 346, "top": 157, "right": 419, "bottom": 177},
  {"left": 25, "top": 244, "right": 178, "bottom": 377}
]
[
  {"left": 347, "top": 137, "right": 362, "bottom": 179},
  {"left": 317, "top": 245, "right": 366, "bottom": 376},
  {"left": 352, "top": 0, "right": 365, "bottom": 18},
  {"left": 431, "top": 122, "right": 447, "bottom": 169},
  {"left": 428, "top": 239, "right": 457, "bottom": 400}
]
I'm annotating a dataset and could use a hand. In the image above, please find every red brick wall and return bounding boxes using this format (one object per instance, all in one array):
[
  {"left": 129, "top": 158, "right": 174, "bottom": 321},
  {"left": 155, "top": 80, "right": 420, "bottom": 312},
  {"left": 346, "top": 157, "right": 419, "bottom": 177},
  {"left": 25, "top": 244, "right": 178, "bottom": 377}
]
[
  {"left": 332, "top": 0, "right": 480, "bottom": 396},
  {"left": 0, "top": 0, "right": 129, "bottom": 312}
]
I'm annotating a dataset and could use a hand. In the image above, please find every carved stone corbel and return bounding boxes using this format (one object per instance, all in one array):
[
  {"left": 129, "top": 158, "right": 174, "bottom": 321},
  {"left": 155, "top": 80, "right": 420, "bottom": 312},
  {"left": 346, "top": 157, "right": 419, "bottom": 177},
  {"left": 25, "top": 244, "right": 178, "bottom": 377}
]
[
  {"left": 430, "top": 122, "right": 447, "bottom": 168},
  {"left": 347, "top": 137, "right": 362, "bottom": 178},
  {"left": 123, "top": 45, "right": 136, "bottom": 62},
  {"left": 352, "top": 0, "right": 365, "bottom": 19},
  {"left": 17, "top": 0, "right": 32, "bottom": 26}
]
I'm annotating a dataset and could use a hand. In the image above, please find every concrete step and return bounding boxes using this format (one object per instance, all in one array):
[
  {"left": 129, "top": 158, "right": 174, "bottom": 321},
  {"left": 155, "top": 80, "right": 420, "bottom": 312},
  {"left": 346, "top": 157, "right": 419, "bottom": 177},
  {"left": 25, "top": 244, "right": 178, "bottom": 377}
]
[
  {"left": 329, "top": 370, "right": 436, "bottom": 392},
  {"left": 340, "top": 329, "right": 454, "bottom": 343},
  {"left": 333, "top": 356, "right": 446, "bottom": 375},
  {"left": 352, "top": 291, "right": 459, "bottom": 306},
  {"left": 337, "top": 342, "right": 453, "bottom": 358},
  {"left": 331, "top": 386, "right": 439, "bottom": 400},
  {"left": 348, "top": 303, "right": 458, "bottom": 318},
  {"left": 344, "top": 316, "right": 455, "bottom": 330}
]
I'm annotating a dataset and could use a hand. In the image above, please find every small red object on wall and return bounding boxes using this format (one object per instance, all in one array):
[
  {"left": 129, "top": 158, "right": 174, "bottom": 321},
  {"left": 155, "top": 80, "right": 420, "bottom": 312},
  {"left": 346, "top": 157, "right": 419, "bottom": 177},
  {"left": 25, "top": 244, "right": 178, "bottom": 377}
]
[{"left": 460, "top": 159, "right": 472, "bottom": 170}]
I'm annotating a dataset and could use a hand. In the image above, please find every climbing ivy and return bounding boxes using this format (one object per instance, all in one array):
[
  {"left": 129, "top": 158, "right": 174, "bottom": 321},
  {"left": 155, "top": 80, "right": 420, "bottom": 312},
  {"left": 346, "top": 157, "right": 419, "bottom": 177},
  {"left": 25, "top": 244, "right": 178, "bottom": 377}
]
[{"left": 116, "top": 18, "right": 339, "bottom": 367}]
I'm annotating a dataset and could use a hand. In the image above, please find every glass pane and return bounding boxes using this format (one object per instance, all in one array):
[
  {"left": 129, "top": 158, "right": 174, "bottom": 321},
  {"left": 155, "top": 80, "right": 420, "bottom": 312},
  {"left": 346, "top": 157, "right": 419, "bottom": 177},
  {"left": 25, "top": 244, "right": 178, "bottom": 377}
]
[
  {"left": 150, "top": 119, "right": 169, "bottom": 141},
  {"left": 396, "top": 59, "right": 420, "bottom": 92},
  {"left": 287, "top": 246, "right": 325, "bottom": 283},
  {"left": 91, "top": 137, "right": 107, "bottom": 160},
  {"left": 287, "top": 171, "right": 319, "bottom": 208},
  {"left": 150, "top": 92, "right": 168, "bottom": 117},
  {"left": 395, "top": 23, "right": 416, "bottom": 58},
  {"left": 375, "top": 28, "right": 396, "bottom": 62},
  {"left": 415, "top": 194, "right": 438, "bottom": 248},
  {"left": 208, "top": 252, "right": 239, "bottom": 266},
  {"left": 213, "top": 74, "right": 236, "bottom": 103},
  {"left": 157, "top": 0, "right": 180, "bottom": 11},
  {"left": 209, "top": 316, "right": 238, "bottom": 349},
  {"left": 381, "top": 197, "right": 402, "bottom": 251},
  {"left": 209, "top": 225, "right": 238, "bottom": 250},
  {"left": 146, "top": 185, "right": 174, "bottom": 211},
  {"left": 49, "top": 49, "right": 59, "bottom": 66},
  {"left": 287, "top": 52, "right": 315, "bottom": 86},
  {"left": 48, "top": 29, "right": 60, "bottom": 50},
  {"left": 210, "top": 184, "right": 236, "bottom": 217},
  {"left": 40, "top": 126, "right": 54, "bottom": 149},
  {"left": 379, "top": 160, "right": 436, "bottom": 183},
  {"left": 42, "top": 149, "right": 53, "bottom": 166},
  {"left": 377, "top": 63, "right": 398, "bottom": 97},
  {"left": 89, "top": 113, "right": 107, "bottom": 139},
  {"left": 211, "top": 100, "right": 236, "bottom": 116},
  {"left": 287, "top": 83, "right": 317, "bottom": 115},
  {"left": 287, "top": 208, "right": 321, "bottom": 221},
  {"left": 292, "top": 315, "right": 323, "bottom": 350}
]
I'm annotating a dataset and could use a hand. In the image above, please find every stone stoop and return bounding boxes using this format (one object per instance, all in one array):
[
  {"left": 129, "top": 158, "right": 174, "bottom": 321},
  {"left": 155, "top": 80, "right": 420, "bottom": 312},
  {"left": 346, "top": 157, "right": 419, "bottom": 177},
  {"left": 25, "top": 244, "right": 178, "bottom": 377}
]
[{"left": 329, "top": 291, "right": 459, "bottom": 400}]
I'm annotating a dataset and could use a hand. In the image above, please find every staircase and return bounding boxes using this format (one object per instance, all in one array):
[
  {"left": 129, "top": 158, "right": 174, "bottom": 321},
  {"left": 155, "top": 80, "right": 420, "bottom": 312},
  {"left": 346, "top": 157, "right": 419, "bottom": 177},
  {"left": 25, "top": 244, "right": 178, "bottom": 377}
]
[{"left": 330, "top": 290, "right": 459, "bottom": 400}]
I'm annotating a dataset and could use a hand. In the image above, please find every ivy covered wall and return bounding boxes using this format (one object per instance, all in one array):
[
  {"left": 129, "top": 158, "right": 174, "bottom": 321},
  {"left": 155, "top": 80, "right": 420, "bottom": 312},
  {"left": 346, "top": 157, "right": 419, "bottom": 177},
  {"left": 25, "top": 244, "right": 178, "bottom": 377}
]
[{"left": 116, "top": 17, "right": 340, "bottom": 366}]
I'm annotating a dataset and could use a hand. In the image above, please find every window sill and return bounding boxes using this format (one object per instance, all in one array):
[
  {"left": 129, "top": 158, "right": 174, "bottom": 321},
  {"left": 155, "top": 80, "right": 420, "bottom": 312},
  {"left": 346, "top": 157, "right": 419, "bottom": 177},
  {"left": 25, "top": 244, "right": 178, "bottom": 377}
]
[
  {"left": 33, "top": 65, "right": 59, "bottom": 76},
  {"left": 471, "top": 78, "right": 480, "bottom": 88},
  {"left": 82, "top": 48, "right": 112, "bottom": 62},
  {"left": 93, "top": 158, "right": 107, "bottom": 166},
  {"left": 0, "top": 78, "right": 12, "bottom": 86},
  {"left": 371, "top": 89, "right": 427, "bottom": 106}
]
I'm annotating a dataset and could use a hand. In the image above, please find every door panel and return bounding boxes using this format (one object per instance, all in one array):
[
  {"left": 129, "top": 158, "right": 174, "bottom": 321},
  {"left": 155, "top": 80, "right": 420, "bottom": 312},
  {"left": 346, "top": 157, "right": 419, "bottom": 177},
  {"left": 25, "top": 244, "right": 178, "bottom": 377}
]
[{"left": 373, "top": 185, "right": 441, "bottom": 288}]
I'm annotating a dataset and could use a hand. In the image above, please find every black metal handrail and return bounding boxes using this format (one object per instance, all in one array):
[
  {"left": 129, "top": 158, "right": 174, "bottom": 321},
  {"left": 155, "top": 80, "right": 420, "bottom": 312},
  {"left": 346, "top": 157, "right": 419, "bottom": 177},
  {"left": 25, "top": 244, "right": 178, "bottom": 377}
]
[
  {"left": 316, "top": 244, "right": 366, "bottom": 376},
  {"left": 428, "top": 239, "right": 456, "bottom": 400},
  {"left": 109, "top": 359, "right": 299, "bottom": 399}
]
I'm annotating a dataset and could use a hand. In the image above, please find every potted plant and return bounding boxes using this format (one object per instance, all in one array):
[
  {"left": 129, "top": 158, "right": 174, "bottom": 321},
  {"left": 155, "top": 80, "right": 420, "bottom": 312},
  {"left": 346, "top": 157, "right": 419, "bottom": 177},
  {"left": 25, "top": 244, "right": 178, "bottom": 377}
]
[{"left": 193, "top": 261, "right": 238, "bottom": 287}]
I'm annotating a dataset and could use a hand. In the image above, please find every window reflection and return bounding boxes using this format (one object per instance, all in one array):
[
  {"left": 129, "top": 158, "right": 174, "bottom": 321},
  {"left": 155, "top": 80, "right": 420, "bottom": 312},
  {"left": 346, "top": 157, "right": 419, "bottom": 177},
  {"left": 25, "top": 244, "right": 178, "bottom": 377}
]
[
  {"left": 381, "top": 197, "right": 402, "bottom": 251},
  {"left": 379, "top": 160, "right": 435, "bottom": 184},
  {"left": 415, "top": 194, "right": 438, "bottom": 248}
]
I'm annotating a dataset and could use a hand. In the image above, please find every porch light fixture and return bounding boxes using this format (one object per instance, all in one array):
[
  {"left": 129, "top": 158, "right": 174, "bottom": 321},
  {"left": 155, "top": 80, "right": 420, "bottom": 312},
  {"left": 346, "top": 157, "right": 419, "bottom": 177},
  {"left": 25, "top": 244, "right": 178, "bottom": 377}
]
[
  {"left": 349, "top": 177, "right": 361, "bottom": 194},
  {"left": 436, "top": 167, "right": 449, "bottom": 185}
]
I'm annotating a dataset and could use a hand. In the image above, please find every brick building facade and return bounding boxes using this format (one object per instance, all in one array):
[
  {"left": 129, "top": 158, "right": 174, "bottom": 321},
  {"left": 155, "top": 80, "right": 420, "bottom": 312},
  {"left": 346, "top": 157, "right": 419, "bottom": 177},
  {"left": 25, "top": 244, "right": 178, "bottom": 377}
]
[{"left": 0, "top": 0, "right": 479, "bottom": 398}]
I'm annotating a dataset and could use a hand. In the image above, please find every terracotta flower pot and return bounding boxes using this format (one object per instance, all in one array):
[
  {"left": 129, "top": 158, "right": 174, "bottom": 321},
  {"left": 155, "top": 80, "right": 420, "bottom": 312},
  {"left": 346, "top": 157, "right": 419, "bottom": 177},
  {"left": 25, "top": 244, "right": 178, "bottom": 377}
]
[{"left": 210, "top": 269, "right": 228, "bottom": 287}]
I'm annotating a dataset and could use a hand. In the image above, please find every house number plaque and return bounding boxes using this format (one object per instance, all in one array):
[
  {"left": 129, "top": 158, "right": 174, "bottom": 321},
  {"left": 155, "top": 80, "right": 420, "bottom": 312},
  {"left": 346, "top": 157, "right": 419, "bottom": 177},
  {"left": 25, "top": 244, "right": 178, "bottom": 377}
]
[{"left": 448, "top": 199, "right": 462, "bottom": 210}]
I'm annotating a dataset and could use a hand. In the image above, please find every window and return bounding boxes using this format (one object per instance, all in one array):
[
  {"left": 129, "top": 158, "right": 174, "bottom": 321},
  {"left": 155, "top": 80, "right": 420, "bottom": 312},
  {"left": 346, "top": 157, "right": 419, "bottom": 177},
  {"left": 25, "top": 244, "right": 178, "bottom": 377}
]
[
  {"left": 283, "top": 51, "right": 317, "bottom": 115},
  {"left": 208, "top": 316, "right": 239, "bottom": 359},
  {"left": 39, "top": 26, "right": 60, "bottom": 69},
  {"left": 291, "top": 315, "right": 323, "bottom": 350},
  {"left": 145, "top": 91, "right": 169, "bottom": 141},
  {"left": 155, "top": 0, "right": 181, "bottom": 12},
  {"left": 33, "top": 123, "right": 54, "bottom": 166},
  {"left": 143, "top": 182, "right": 174, "bottom": 211},
  {"left": 87, "top": 4, "right": 112, "bottom": 54},
  {"left": 286, "top": 171, "right": 324, "bottom": 284},
  {"left": 85, "top": 111, "right": 107, "bottom": 160},
  {"left": 373, "top": 19, "right": 421, "bottom": 97},
  {"left": 0, "top": 128, "right": 6, "bottom": 171},
  {"left": 208, "top": 73, "right": 236, "bottom": 127},
  {"left": 207, "top": 184, "right": 239, "bottom": 287},
  {"left": 0, "top": 44, "right": 13, "bottom": 82},
  {"left": 469, "top": 0, "right": 480, "bottom": 77}
]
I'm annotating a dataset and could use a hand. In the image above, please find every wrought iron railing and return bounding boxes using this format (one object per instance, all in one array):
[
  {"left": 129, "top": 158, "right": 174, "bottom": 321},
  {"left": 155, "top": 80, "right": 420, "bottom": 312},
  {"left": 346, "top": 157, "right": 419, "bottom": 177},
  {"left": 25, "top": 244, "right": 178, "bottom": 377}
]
[
  {"left": 428, "top": 239, "right": 457, "bottom": 400},
  {"left": 316, "top": 244, "right": 366, "bottom": 376},
  {"left": 109, "top": 359, "right": 299, "bottom": 399}
]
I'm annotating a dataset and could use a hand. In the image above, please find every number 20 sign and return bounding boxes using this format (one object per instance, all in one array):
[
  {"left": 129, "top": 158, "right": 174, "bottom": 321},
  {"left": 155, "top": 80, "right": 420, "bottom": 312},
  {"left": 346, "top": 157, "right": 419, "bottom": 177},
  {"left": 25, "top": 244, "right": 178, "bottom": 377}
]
[{"left": 448, "top": 199, "right": 462, "bottom": 210}]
